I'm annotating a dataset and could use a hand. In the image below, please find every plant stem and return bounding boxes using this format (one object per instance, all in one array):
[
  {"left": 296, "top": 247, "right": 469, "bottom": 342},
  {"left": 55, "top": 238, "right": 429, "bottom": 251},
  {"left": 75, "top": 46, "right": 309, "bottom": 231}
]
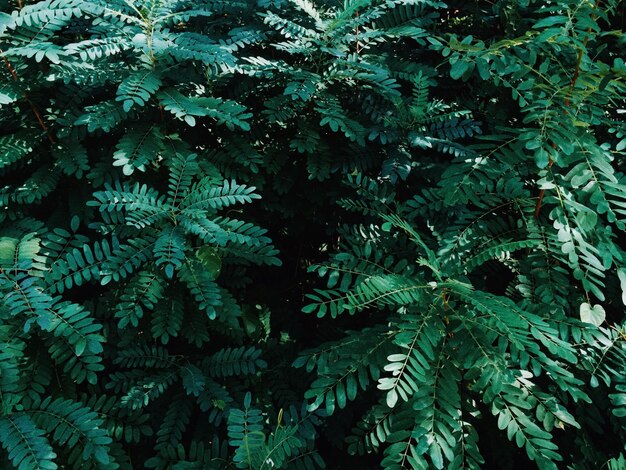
[{"left": 534, "top": 1, "right": 601, "bottom": 218}]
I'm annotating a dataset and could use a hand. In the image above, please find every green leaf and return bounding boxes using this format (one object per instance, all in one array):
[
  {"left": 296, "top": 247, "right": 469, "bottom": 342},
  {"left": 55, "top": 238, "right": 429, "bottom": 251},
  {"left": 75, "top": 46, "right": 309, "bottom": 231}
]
[
  {"left": 429, "top": 442, "right": 444, "bottom": 469},
  {"left": 575, "top": 210, "right": 598, "bottom": 232},
  {"left": 534, "top": 147, "right": 550, "bottom": 168},
  {"left": 196, "top": 246, "right": 222, "bottom": 280},
  {"left": 450, "top": 60, "right": 469, "bottom": 80},
  {"left": 579, "top": 302, "right": 605, "bottom": 326}
]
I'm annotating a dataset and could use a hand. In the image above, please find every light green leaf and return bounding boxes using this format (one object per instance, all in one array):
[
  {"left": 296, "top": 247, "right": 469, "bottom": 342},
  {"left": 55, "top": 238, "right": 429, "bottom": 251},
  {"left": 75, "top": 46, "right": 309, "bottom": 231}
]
[
  {"left": 617, "top": 269, "right": 626, "bottom": 305},
  {"left": 579, "top": 302, "right": 605, "bottom": 326}
]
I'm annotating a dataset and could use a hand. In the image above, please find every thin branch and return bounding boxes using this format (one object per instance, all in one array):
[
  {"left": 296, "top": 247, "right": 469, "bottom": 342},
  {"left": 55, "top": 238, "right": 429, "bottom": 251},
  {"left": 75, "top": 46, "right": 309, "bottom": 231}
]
[
  {"left": 1, "top": 51, "right": 55, "bottom": 143},
  {"left": 534, "top": 0, "right": 601, "bottom": 218}
]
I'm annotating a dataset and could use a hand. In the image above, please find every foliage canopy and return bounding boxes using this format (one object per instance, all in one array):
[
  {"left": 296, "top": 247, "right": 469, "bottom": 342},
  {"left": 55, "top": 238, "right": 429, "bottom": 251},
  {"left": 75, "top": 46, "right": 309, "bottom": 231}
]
[{"left": 1, "top": 0, "right": 626, "bottom": 468}]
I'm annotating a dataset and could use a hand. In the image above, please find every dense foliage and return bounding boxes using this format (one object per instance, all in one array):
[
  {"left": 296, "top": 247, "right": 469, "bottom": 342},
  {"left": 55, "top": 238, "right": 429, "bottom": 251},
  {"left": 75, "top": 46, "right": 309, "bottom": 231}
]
[{"left": 1, "top": 0, "right": 626, "bottom": 468}]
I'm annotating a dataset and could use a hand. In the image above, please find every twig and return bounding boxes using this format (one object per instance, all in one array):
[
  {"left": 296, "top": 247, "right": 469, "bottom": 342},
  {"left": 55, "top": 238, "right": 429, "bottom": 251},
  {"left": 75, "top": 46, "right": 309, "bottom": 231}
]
[
  {"left": 1, "top": 50, "right": 55, "bottom": 143},
  {"left": 2, "top": 55, "right": 18, "bottom": 80},
  {"left": 355, "top": 10, "right": 361, "bottom": 55}
]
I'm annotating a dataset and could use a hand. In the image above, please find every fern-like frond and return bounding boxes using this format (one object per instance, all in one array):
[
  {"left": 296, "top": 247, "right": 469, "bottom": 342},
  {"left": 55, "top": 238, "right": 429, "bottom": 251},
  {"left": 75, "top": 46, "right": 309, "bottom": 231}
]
[
  {"left": 157, "top": 89, "right": 251, "bottom": 130},
  {"left": 0, "top": 414, "right": 57, "bottom": 470},
  {"left": 30, "top": 397, "right": 112, "bottom": 465}
]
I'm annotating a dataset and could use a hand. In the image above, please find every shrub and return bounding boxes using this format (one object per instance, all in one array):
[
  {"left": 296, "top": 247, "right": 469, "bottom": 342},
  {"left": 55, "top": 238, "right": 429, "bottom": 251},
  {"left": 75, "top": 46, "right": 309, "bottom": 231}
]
[{"left": 1, "top": 0, "right": 625, "bottom": 468}]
